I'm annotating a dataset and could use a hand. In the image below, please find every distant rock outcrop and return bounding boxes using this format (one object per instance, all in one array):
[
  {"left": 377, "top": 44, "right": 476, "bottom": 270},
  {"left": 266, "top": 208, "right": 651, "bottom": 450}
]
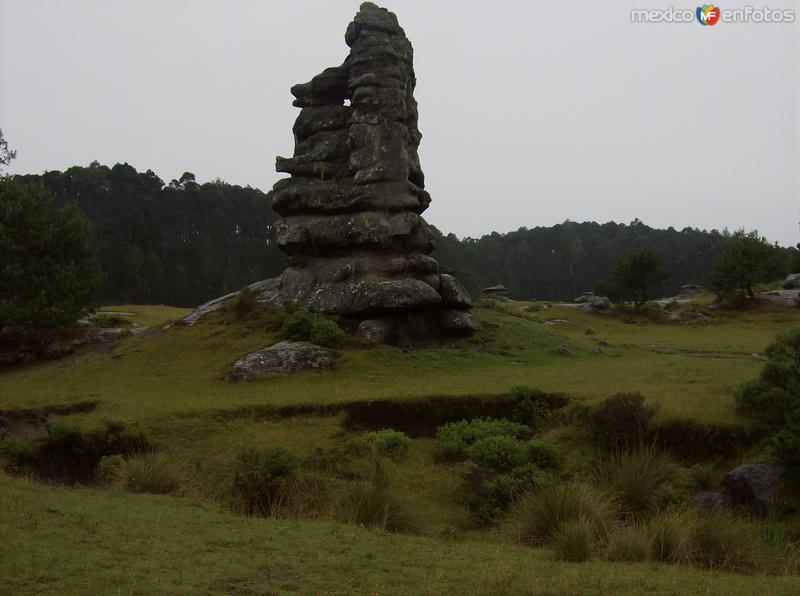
[{"left": 182, "top": 3, "right": 477, "bottom": 346}]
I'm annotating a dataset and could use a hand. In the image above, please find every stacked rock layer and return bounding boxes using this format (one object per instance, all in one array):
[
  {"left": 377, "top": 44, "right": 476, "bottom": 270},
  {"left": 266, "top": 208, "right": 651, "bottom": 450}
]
[{"left": 270, "top": 2, "right": 476, "bottom": 345}]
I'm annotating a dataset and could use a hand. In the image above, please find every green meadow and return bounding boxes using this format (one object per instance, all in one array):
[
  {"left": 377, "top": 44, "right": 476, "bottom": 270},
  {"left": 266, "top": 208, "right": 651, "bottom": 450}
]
[{"left": 2, "top": 294, "right": 800, "bottom": 593}]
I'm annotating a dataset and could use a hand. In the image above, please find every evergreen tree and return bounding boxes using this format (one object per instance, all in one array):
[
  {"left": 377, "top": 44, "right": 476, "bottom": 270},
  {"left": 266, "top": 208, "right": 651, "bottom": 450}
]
[
  {"left": 0, "top": 180, "right": 102, "bottom": 335},
  {"left": 596, "top": 249, "right": 670, "bottom": 311},
  {"left": 712, "top": 230, "right": 787, "bottom": 299}
]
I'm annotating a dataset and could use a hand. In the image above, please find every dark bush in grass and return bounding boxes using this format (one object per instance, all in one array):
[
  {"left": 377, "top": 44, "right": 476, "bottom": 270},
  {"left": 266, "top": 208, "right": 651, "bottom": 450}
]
[
  {"left": 735, "top": 380, "right": 787, "bottom": 427},
  {"left": 362, "top": 429, "right": 412, "bottom": 461},
  {"left": 510, "top": 482, "right": 619, "bottom": 546},
  {"left": 589, "top": 392, "right": 655, "bottom": 450},
  {"left": 460, "top": 436, "right": 561, "bottom": 525},
  {"left": 232, "top": 446, "right": 299, "bottom": 516},
  {"left": 524, "top": 440, "right": 563, "bottom": 470},
  {"left": 0, "top": 435, "right": 38, "bottom": 473},
  {"left": 4, "top": 420, "right": 151, "bottom": 483},
  {"left": 508, "top": 386, "right": 566, "bottom": 428},
  {"left": 463, "top": 463, "right": 546, "bottom": 525},
  {"left": 435, "top": 418, "right": 528, "bottom": 463},
  {"left": 553, "top": 519, "right": 594, "bottom": 562},
  {"left": 593, "top": 447, "right": 675, "bottom": 519},
  {"left": 281, "top": 309, "right": 346, "bottom": 348}
]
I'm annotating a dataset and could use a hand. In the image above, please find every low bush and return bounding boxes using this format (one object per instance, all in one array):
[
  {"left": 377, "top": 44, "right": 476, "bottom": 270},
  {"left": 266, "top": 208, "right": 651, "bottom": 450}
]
[
  {"left": 467, "top": 436, "right": 526, "bottom": 473},
  {"left": 100, "top": 452, "right": 185, "bottom": 495},
  {"left": 2, "top": 420, "right": 151, "bottom": 483},
  {"left": 510, "top": 482, "right": 619, "bottom": 546},
  {"left": 524, "top": 440, "right": 563, "bottom": 470},
  {"left": 281, "top": 309, "right": 346, "bottom": 348},
  {"left": 508, "top": 386, "right": 566, "bottom": 428},
  {"left": 735, "top": 380, "right": 787, "bottom": 426},
  {"left": 553, "top": 519, "right": 594, "bottom": 562},
  {"left": 362, "top": 429, "right": 412, "bottom": 461},
  {"left": 606, "top": 526, "right": 649, "bottom": 562},
  {"left": 463, "top": 463, "right": 546, "bottom": 525},
  {"left": 589, "top": 392, "right": 655, "bottom": 450},
  {"left": 232, "top": 446, "right": 299, "bottom": 516},
  {"left": 593, "top": 447, "right": 674, "bottom": 519},
  {"left": 435, "top": 418, "right": 528, "bottom": 463}
]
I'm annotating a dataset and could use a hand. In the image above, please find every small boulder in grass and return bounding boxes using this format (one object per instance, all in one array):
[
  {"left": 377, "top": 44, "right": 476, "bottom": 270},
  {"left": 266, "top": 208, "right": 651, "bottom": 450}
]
[
  {"left": 722, "top": 463, "right": 784, "bottom": 515},
  {"left": 227, "top": 340, "right": 335, "bottom": 382}
]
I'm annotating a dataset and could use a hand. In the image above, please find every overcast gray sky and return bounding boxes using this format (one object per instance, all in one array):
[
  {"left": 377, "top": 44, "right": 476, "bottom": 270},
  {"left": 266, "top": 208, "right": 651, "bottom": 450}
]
[{"left": 1, "top": 0, "right": 798, "bottom": 245}]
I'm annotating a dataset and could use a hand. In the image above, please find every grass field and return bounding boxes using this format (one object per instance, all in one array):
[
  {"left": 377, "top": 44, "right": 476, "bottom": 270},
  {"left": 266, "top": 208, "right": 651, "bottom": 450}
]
[
  {"left": 2, "top": 295, "right": 799, "bottom": 593},
  {"left": 3, "top": 473, "right": 800, "bottom": 595}
]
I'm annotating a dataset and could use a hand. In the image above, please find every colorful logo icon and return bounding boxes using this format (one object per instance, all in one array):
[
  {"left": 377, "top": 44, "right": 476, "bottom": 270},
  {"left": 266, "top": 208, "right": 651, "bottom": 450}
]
[{"left": 697, "top": 5, "right": 721, "bottom": 25}]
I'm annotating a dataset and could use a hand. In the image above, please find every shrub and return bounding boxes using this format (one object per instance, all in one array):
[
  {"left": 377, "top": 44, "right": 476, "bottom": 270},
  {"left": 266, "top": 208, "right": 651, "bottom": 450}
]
[
  {"left": 281, "top": 309, "right": 346, "bottom": 348},
  {"left": 735, "top": 380, "right": 787, "bottom": 426},
  {"left": 91, "top": 314, "right": 132, "bottom": 328},
  {"left": 510, "top": 482, "right": 619, "bottom": 546},
  {"left": 606, "top": 526, "right": 649, "bottom": 562},
  {"left": 102, "top": 452, "right": 184, "bottom": 495},
  {"left": 340, "top": 462, "right": 417, "bottom": 533},
  {"left": 229, "top": 287, "right": 257, "bottom": 320},
  {"left": 647, "top": 509, "right": 694, "bottom": 563},
  {"left": 462, "top": 435, "right": 557, "bottom": 525},
  {"left": 0, "top": 435, "right": 37, "bottom": 473},
  {"left": 28, "top": 420, "right": 151, "bottom": 483},
  {"left": 553, "top": 519, "right": 594, "bottom": 562},
  {"left": 464, "top": 463, "right": 546, "bottom": 525},
  {"left": 232, "top": 446, "right": 299, "bottom": 516},
  {"left": 593, "top": 447, "right": 674, "bottom": 519},
  {"left": 524, "top": 440, "right": 563, "bottom": 470},
  {"left": 589, "top": 393, "right": 656, "bottom": 450},
  {"left": 362, "top": 429, "right": 412, "bottom": 461},
  {"left": 508, "top": 386, "right": 567, "bottom": 427},
  {"left": 467, "top": 436, "right": 526, "bottom": 473},
  {"left": 435, "top": 418, "right": 528, "bottom": 463}
]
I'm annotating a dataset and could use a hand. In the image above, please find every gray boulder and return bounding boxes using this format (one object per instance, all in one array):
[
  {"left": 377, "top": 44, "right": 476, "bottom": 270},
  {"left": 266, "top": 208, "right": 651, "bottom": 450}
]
[
  {"left": 227, "top": 341, "right": 335, "bottom": 382},
  {"left": 581, "top": 296, "right": 610, "bottom": 313},
  {"left": 722, "top": 463, "right": 784, "bottom": 514},
  {"left": 782, "top": 273, "right": 800, "bottom": 289}
]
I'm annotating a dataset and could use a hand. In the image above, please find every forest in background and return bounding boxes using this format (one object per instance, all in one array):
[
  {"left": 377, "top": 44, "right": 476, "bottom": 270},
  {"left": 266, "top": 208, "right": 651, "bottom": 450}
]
[{"left": 14, "top": 162, "right": 796, "bottom": 307}]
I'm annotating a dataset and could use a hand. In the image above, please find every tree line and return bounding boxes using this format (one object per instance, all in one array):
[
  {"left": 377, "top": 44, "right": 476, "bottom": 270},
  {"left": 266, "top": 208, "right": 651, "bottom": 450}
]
[{"left": 6, "top": 159, "right": 798, "bottom": 310}]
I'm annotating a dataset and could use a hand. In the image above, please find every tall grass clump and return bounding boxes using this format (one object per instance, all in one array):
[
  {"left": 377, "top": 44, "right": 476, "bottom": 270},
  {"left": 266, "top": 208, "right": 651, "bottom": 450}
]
[
  {"left": 593, "top": 447, "right": 674, "bottom": 519},
  {"left": 232, "top": 446, "right": 298, "bottom": 516},
  {"left": 606, "top": 525, "right": 649, "bottom": 562},
  {"left": 647, "top": 509, "right": 695, "bottom": 564},
  {"left": 340, "top": 462, "right": 417, "bottom": 533},
  {"left": 98, "top": 452, "right": 185, "bottom": 495},
  {"left": 509, "top": 482, "right": 619, "bottom": 546},
  {"left": 553, "top": 519, "right": 594, "bottom": 562}
]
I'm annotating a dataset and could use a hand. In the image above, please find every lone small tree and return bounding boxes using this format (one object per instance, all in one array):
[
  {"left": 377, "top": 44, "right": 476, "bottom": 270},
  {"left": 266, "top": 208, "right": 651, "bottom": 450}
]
[
  {"left": 713, "top": 230, "right": 786, "bottom": 300},
  {"left": 0, "top": 175, "right": 102, "bottom": 337},
  {"left": 597, "top": 249, "right": 669, "bottom": 312}
]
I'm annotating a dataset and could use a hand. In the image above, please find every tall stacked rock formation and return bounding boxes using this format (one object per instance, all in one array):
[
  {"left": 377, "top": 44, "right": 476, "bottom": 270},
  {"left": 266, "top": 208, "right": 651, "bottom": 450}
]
[{"left": 270, "top": 2, "right": 476, "bottom": 345}]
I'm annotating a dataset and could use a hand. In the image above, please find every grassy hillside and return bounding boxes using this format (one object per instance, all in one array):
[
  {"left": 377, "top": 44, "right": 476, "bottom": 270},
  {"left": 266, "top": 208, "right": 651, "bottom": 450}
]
[
  {"left": 3, "top": 474, "right": 800, "bottom": 595},
  {"left": 2, "top": 294, "right": 800, "bottom": 593}
]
